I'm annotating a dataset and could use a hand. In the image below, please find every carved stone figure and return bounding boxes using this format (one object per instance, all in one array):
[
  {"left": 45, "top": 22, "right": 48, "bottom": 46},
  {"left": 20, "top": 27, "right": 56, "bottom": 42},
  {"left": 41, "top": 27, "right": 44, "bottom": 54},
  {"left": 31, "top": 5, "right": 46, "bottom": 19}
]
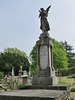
[{"left": 39, "top": 6, "right": 51, "bottom": 32}]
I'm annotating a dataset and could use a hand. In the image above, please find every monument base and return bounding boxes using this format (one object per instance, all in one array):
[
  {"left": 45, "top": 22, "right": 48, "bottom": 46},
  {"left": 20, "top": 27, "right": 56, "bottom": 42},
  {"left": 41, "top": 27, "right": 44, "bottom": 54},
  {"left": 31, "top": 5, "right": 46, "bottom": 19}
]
[
  {"left": 32, "top": 76, "right": 57, "bottom": 85},
  {"left": 0, "top": 89, "right": 71, "bottom": 100},
  {"left": 34, "top": 31, "right": 58, "bottom": 86},
  {"left": 32, "top": 66, "right": 58, "bottom": 85},
  {"left": 22, "top": 84, "right": 70, "bottom": 91}
]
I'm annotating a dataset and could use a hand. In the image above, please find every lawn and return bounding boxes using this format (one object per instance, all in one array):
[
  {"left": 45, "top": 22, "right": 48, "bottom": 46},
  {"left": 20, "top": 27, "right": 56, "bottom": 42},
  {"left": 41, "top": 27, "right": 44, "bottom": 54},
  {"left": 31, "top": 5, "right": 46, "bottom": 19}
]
[
  {"left": 58, "top": 76, "right": 75, "bottom": 84},
  {"left": 58, "top": 76, "right": 75, "bottom": 99}
]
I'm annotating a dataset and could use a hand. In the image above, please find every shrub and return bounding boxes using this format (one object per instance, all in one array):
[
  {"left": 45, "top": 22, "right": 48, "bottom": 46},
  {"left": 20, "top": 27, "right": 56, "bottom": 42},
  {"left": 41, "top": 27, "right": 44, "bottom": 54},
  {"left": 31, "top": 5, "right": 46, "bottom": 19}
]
[
  {"left": 72, "top": 74, "right": 75, "bottom": 78},
  {"left": 18, "top": 83, "right": 26, "bottom": 89},
  {"left": 71, "top": 88, "right": 75, "bottom": 92},
  {"left": 60, "top": 68, "right": 69, "bottom": 76},
  {"left": 60, "top": 66, "right": 75, "bottom": 76},
  {"left": 0, "top": 72, "right": 4, "bottom": 78}
]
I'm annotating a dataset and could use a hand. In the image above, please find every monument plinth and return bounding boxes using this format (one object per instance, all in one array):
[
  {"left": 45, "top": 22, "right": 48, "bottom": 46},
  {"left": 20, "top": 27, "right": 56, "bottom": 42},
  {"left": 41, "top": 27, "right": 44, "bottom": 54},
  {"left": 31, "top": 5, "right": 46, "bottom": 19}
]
[
  {"left": 32, "top": 32, "right": 58, "bottom": 85},
  {"left": 32, "top": 6, "right": 57, "bottom": 85}
]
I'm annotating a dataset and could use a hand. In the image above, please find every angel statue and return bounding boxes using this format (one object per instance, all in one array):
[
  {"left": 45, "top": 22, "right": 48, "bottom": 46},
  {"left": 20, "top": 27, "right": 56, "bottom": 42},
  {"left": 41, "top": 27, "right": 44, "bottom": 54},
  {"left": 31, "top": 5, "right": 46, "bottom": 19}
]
[{"left": 39, "top": 6, "right": 51, "bottom": 32}]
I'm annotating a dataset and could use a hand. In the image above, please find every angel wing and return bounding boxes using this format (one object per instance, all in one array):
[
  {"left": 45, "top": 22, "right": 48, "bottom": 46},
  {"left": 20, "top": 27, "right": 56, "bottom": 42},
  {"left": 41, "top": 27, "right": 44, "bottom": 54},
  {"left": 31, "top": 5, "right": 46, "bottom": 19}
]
[{"left": 46, "top": 5, "right": 51, "bottom": 13}]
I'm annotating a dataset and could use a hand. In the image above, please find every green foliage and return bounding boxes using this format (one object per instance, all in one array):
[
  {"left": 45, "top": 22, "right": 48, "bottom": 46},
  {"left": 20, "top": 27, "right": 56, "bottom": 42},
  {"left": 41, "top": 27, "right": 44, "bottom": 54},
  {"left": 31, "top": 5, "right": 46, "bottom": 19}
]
[
  {"left": 60, "top": 41, "right": 75, "bottom": 68},
  {"left": 30, "top": 38, "right": 68, "bottom": 74},
  {"left": 52, "top": 39, "right": 68, "bottom": 69},
  {"left": 0, "top": 48, "right": 30, "bottom": 75},
  {"left": 60, "top": 66, "right": 75, "bottom": 76},
  {"left": 18, "top": 83, "right": 26, "bottom": 89},
  {"left": 30, "top": 45, "right": 37, "bottom": 74},
  {"left": 58, "top": 81, "right": 69, "bottom": 84},
  {"left": 71, "top": 74, "right": 75, "bottom": 78},
  {"left": 0, "top": 72, "right": 4, "bottom": 78},
  {"left": 58, "top": 76, "right": 74, "bottom": 85},
  {"left": 4, "top": 48, "right": 27, "bottom": 58},
  {"left": 71, "top": 84, "right": 75, "bottom": 88}
]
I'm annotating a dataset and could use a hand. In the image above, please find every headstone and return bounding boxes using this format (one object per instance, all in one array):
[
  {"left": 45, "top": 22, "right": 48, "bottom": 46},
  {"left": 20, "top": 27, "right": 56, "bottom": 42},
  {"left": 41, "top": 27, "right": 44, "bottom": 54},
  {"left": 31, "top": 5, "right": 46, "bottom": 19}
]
[
  {"left": 22, "top": 70, "right": 28, "bottom": 84},
  {"left": 23, "top": 70, "right": 27, "bottom": 75},
  {"left": 29, "top": 67, "right": 31, "bottom": 76},
  {"left": 4, "top": 75, "right": 7, "bottom": 82},
  {"left": 12, "top": 67, "right": 14, "bottom": 76},
  {"left": 18, "top": 66, "right": 23, "bottom": 78}
]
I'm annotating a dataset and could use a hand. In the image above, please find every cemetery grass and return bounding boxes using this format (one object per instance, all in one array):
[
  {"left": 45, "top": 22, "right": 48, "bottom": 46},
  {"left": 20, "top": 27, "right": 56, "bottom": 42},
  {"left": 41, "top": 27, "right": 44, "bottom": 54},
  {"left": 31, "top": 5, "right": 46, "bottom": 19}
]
[
  {"left": 58, "top": 76, "right": 75, "bottom": 99},
  {"left": 58, "top": 76, "right": 75, "bottom": 84},
  {"left": 70, "top": 92, "right": 75, "bottom": 99}
]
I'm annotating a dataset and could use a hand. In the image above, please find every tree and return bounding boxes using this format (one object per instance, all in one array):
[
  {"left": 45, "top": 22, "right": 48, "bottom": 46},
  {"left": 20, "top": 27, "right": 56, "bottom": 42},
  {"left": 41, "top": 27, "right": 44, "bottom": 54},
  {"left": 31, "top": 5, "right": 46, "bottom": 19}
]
[
  {"left": 0, "top": 48, "right": 30, "bottom": 75},
  {"left": 30, "top": 38, "right": 68, "bottom": 74},
  {"left": 60, "top": 41, "right": 75, "bottom": 68},
  {"left": 52, "top": 39, "right": 68, "bottom": 70},
  {"left": 30, "top": 45, "right": 37, "bottom": 74}
]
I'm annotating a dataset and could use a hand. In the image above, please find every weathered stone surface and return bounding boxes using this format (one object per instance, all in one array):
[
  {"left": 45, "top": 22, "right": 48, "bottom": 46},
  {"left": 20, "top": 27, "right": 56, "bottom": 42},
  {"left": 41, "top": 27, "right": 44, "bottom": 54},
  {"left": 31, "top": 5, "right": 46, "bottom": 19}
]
[
  {"left": 36, "top": 32, "right": 52, "bottom": 47},
  {"left": 32, "top": 32, "right": 58, "bottom": 85},
  {"left": 40, "top": 45, "right": 48, "bottom": 70},
  {"left": 36, "top": 68, "right": 50, "bottom": 77},
  {"left": 23, "top": 84, "right": 71, "bottom": 91},
  {"left": 32, "top": 76, "right": 57, "bottom": 85},
  {"left": 0, "top": 89, "right": 70, "bottom": 100}
]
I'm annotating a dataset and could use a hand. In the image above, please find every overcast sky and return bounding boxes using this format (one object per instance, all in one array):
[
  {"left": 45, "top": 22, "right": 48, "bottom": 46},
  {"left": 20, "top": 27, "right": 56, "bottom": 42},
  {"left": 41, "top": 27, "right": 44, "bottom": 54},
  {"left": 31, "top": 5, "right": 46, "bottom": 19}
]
[{"left": 0, "top": 0, "right": 75, "bottom": 56}]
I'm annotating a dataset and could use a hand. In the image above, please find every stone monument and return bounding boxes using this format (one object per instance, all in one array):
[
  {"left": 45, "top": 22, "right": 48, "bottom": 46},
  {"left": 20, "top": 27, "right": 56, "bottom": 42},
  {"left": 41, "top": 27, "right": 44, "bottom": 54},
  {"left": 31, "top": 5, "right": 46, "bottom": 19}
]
[
  {"left": 32, "top": 6, "right": 58, "bottom": 85},
  {"left": 22, "top": 70, "right": 28, "bottom": 84},
  {"left": 19, "top": 66, "right": 23, "bottom": 78},
  {"left": 12, "top": 67, "right": 14, "bottom": 76}
]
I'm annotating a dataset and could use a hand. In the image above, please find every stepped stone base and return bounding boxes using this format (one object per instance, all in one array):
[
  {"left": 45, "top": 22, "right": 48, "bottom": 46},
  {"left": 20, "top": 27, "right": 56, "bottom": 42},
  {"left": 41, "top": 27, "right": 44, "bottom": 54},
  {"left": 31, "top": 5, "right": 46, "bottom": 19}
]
[
  {"left": 0, "top": 89, "right": 71, "bottom": 100},
  {"left": 32, "top": 76, "right": 58, "bottom": 85},
  {"left": 23, "top": 84, "right": 70, "bottom": 91}
]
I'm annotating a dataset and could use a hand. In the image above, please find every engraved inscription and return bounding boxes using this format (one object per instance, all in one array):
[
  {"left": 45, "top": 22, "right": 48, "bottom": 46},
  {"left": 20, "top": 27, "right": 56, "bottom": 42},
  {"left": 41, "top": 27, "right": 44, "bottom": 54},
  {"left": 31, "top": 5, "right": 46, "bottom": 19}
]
[
  {"left": 40, "top": 49, "right": 47, "bottom": 56},
  {"left": 40, "top": 45, "right": 48, "bottom": 69}
]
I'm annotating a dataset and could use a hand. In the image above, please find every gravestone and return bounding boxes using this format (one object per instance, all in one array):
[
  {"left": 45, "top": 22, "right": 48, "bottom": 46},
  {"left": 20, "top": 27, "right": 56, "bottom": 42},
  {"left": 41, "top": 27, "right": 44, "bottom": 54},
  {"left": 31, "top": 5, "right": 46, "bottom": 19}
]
[
  {"left": 18, "top": 66, "right": 23, "bottom": 78},
  {"left": 22, "top": 70, "right": 28, "bottom": 84},
  {"left": 12, "top": 67, "right": 14, "bottom": 76},
  {"left": 29, "top": 67, "right": 31, "bottom": 77},
  {"left": 23, "top": 70, "right": 27, "bottom": 76}
]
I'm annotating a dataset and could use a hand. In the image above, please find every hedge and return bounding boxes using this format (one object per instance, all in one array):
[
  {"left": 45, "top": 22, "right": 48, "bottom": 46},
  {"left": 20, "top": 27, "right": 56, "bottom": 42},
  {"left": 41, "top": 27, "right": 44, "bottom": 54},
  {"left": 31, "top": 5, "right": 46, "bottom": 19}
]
[{"left": 60, "top": 66, "right": 75, "bottom": 76}]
